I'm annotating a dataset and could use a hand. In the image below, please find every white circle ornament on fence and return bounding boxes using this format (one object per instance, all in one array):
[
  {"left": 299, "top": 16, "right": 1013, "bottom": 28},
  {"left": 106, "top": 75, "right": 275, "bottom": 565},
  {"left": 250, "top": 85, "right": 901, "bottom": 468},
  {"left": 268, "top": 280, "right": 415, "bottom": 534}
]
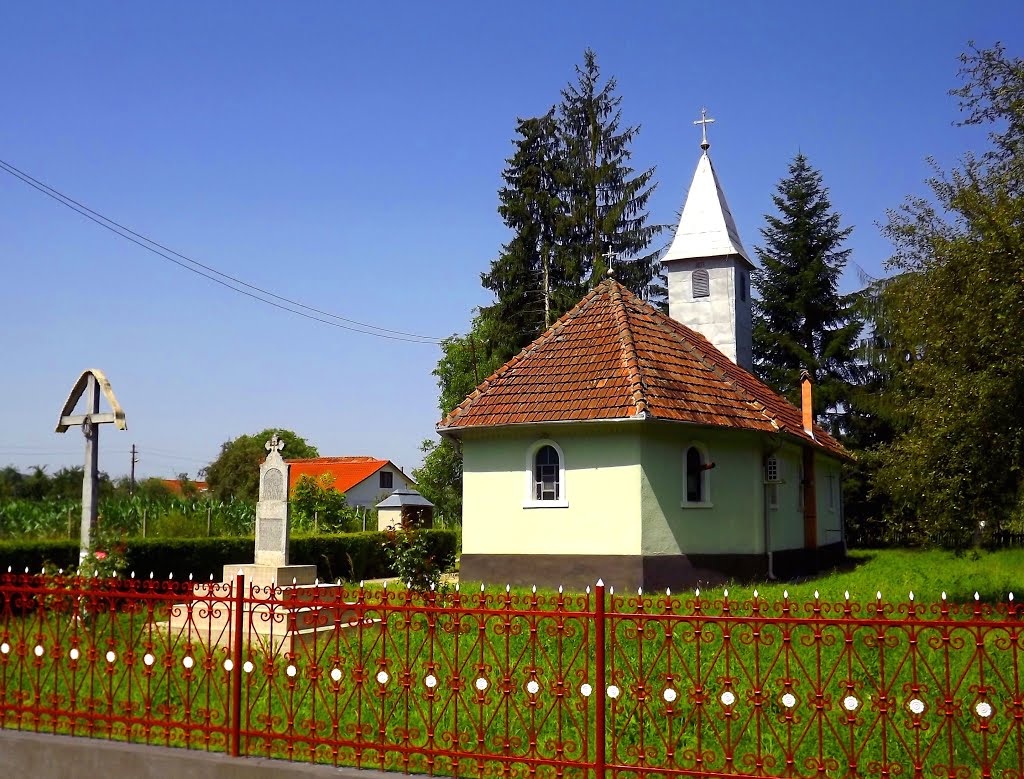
[
  {"left": 35, "top": 645, "right": 45, "bottom": 658},
  {"left": 663, "top": 688, "right": 677, "bottom": 703},
  {"left": 243, "top": 661, "right": 254, "bottom": 674},
  {"left": 0, "top": 643, "right": 9, "bottom": 655},
  {"left": 182, "top": 656, "right": 194, "bottom": 669},
  {"left": 475, "top": 677, "right": 488, "bottom": 692},
  {"left": 607, "top": 685, "right": 620, "bottom": 699},
  {"left": 286, "top": 665, "right": 297, "bottom": 678},
  {"left": 580, "top": 684, "right": 593, "bottom": 698},
  {"left": 527, "top": 680, "right": 540, "bottom": 695},
  {"left": 377, "top": 670, "right": 389, "bottom": 685},
  {"left": 908, "top": 698, "right": 925, "bottom": 715},
  {"left": 330, "top": 668, "right": 342, "bottom": 683},
  {"left": 223, "top": 659, "right": 233, "bottom": 672},
  {"left": 69, "top": 648, "right": 80, "bottom": 661},
  {"left": 105, "top": 651, "right": 116, "bottom": 663},
  {"left": 143, "top": 653, "right": 155, "bottom": 667},
  {"left": 720, "top": 691, "right": 736, "bottom": 707},
  {"left": 782, "top": 693, "right": 797, "bottom": 709},
  {"left": 976, "top": 701, "right": 994, "bottom": 719},
  {"left": 425, "top": 674, "right": 437, "bottom": 689},
  {"left": 843, "top": 695, "right": 860, "bottom": 712}
]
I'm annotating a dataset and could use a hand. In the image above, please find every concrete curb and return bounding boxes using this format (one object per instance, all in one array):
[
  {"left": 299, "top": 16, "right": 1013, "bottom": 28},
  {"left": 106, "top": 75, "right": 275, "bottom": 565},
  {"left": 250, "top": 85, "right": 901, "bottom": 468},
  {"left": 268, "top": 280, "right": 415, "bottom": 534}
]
[{"left": 0, "top": 729, "right": 413, "bottom": 779}]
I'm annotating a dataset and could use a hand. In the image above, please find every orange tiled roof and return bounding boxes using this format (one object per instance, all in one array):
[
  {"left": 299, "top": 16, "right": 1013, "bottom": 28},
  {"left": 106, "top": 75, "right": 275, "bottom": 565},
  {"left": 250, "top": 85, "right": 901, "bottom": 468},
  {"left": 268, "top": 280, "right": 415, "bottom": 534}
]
[
  {"left": 161, "top": 479, "right": 208, "bottom": 494},
  {"left": 285, "top": 457, "right": 393, "bottom": 493},
  {"left": 439, "top": 279, "right": 848, "bottom": 459}
]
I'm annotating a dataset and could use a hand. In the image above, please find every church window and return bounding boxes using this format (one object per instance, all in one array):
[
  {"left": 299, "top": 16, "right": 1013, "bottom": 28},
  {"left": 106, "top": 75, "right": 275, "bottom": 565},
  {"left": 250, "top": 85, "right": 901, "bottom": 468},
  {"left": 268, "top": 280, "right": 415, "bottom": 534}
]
[
  {"left": 741, "top": 273, "right": 748, "bottom": 301},
  {"left": 692, "top": 269, "right": 710, "bottom": 298},
  {"left": 765, "top": 454, "right": 780, "bottom": 510},
  {"left": 534, "top": 445, "right": 560, "bottom": 501},
  {"left": 684, "top": 445, "right": 712, "bottom": 506}
]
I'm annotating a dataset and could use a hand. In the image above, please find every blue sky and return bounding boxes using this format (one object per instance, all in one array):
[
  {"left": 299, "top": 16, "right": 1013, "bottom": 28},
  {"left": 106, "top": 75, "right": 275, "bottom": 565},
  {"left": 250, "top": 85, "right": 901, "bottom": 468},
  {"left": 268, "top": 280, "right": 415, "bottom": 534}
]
[{"left": 2, "top": 3, "right": 1021, "bottom": 481}]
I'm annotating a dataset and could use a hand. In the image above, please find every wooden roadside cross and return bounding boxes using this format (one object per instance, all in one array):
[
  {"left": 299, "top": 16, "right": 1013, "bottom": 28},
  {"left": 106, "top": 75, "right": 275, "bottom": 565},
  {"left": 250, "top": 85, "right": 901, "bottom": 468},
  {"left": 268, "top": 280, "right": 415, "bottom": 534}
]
[{"left": 55, "top": 369, "right": 127, "bottom": 562}]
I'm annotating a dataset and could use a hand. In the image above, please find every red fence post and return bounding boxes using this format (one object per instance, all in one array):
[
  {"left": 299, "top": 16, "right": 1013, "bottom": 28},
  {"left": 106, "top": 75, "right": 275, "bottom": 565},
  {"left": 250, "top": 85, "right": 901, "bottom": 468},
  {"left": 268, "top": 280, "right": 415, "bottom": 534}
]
[
  {"left": 595, "top": 579, "right": 606, "bottom": 779},
  {"left": 230, "top": 572, "right": 244, "bottom": 758}
]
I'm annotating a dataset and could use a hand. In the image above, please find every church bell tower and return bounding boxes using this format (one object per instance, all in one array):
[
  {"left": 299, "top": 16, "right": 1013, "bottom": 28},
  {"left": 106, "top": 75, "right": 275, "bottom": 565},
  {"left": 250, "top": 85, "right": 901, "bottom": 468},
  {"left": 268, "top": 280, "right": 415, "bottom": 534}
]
[{"left": 662, "top": 109, "right": 755, "bottom": 370}]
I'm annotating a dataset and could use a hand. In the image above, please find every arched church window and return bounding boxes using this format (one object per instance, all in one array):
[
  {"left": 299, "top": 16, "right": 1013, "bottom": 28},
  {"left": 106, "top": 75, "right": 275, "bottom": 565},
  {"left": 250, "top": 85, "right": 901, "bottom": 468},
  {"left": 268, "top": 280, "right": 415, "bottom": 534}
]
[
  {"left": 534, "top": 445, "right": 560, "bottom": 501},
  {"left": 692, "top": 269, "right": 710, "bottom": 298},
  {"left": 685, "top": 445, "right": 711, "bottom": 504}
]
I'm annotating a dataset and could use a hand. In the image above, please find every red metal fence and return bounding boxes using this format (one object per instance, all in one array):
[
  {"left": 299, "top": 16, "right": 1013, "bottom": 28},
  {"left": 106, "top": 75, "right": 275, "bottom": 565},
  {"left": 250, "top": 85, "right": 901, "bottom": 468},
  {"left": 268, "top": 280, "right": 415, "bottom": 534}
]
[{"left": 1, "top": 571, "right": 1022, "bottom": 779}]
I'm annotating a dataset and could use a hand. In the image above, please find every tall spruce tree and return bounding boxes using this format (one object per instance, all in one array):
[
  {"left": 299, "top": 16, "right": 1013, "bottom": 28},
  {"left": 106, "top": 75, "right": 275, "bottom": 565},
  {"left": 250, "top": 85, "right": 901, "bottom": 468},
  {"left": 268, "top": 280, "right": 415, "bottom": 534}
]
[
  {"left": 752, "top": 154, "right": 862, "bottom": 429},
  {"left": 558, "top": 49, "right": 661, "bottom": 300},
  {"left": 417, "top": 50, "right": 661, "bottom": 524},
  {"left": 480, "top": 110, "right": 567, "bottom": 357}
]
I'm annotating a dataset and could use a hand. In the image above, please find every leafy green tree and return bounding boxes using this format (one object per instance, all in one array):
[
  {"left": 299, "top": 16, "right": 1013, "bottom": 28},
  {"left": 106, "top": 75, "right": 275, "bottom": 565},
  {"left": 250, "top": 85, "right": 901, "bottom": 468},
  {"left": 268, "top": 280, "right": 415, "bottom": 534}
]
[
  {"left": 752, "top": 153, "right": 862, "bottom": 430},
  {"left": 290, "top": 473, "right": 357, "bottom": 534},
  {"left": 204, "top": 428, "right": 318, "bottom": 501},
  {"left": 873, "top": 42, "right": 1024, "bottom": 546},
  {"left": 414, "top": 317, "right": 505, "bottom": 525},
  {"left": 558, "top": 49, "right": 661, "bottom": 300}
]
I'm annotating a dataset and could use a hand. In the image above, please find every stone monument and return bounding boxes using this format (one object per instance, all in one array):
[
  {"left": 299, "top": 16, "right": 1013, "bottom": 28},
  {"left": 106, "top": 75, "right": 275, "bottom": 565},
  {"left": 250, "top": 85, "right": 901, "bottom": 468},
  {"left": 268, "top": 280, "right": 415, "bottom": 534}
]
[{"left": 224, "top": 434, "right": 316, "bottom": 588}]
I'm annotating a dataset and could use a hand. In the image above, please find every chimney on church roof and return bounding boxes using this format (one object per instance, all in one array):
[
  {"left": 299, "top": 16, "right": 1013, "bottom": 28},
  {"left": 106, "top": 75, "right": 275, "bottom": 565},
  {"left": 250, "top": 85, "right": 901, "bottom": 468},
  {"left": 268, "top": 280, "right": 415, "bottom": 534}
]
[{"left": 800, "top": 371, "right": 814, "bottom": 438}]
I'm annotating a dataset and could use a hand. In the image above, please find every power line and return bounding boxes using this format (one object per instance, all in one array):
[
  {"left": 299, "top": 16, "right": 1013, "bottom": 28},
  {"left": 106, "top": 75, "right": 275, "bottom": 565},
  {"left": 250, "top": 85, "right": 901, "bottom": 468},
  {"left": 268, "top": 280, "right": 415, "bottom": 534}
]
[{"left": 0, "top": 158, "right": 447, "bottom": 344}]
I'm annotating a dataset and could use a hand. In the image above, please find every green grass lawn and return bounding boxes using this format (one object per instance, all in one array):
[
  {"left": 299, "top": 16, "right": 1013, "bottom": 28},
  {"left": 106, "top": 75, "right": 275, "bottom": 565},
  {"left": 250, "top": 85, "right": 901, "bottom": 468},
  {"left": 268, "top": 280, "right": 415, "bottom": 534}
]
[{"left": 2, "top": 547, "right": 1023, "bottom": 779}]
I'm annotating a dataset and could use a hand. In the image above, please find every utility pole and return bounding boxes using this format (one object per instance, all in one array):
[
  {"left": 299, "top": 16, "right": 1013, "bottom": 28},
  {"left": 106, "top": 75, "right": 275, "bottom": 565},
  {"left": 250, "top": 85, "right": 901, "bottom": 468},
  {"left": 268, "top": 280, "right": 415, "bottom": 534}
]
[{"left": 130, "top": 444, "right": 138, "bottom": 495}]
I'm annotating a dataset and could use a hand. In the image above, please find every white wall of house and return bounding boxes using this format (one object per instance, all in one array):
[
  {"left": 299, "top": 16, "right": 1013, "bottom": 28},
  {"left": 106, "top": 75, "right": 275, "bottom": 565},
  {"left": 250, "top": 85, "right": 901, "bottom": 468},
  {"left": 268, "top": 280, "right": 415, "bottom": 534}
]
[
  {"left": 343, "top": 466, "right": 414, "bottom": 509},
  {"left": 815, "top": 454, "right": 844, "bottom": 548},
  {"left": 461, "top": 425, "right": 643, "bottom": 557},
  {"left": 460, "top": 422, "right": 845, "bottom": 560},
  {"left": 639, "top": 425, "right": 764, "bottom": 555}
]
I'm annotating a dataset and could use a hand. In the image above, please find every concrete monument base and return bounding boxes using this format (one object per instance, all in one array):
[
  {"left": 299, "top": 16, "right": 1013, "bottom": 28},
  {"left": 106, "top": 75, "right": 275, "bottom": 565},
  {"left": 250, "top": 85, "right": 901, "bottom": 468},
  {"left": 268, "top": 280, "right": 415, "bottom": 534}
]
[{"left": 224, "top": 563, "right": 317, "bottom": 589}]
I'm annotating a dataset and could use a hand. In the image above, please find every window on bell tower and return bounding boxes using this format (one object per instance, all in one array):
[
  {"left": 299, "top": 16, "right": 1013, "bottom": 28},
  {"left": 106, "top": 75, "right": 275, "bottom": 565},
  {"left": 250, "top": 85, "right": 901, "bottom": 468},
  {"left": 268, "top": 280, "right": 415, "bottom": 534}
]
[{"left": 692, "top": 269, "right": 710, "bottom": 298}]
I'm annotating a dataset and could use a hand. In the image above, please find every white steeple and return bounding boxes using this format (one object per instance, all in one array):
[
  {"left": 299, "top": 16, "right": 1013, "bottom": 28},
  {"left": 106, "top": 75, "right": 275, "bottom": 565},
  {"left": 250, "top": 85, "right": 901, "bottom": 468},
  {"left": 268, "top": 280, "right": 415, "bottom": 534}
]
[{"left": 663, "top": 110, "right": 755, "bottom": 370}]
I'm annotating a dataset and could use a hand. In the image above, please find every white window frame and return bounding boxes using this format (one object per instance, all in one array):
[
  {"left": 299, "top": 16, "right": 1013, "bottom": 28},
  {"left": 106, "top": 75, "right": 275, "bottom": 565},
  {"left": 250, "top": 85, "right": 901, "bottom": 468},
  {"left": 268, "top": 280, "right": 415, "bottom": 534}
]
[
  {"left": 524, "top": 439, "right": 568, "bottom": 509},
  {"left": 682, "top": 443, "right": 713, "bottom": 508}
]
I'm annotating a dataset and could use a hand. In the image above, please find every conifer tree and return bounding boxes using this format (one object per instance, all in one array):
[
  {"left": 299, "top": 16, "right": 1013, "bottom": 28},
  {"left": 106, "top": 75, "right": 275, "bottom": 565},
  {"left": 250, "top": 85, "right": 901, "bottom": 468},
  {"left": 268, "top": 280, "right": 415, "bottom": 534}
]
[
  {"left": 752, "top": 154, "right": 861, "bottom": 429},
  {"left": 480, "top": 110, "right": 567, "bottom": 357},
  {"left": 558, "top": 49, "right": 661, "bottom": 301}
]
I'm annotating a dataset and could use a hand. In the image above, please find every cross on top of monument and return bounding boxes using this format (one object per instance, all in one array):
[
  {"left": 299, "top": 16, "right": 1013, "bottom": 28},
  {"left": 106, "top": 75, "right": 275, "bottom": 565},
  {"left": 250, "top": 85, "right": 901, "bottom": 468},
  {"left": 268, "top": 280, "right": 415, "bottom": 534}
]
[
  {"left": 694, "top": 107, "right": 715, "bottom": 151},
  {"left": 265, "top": 434, "right": 285, "bottom": 455}
]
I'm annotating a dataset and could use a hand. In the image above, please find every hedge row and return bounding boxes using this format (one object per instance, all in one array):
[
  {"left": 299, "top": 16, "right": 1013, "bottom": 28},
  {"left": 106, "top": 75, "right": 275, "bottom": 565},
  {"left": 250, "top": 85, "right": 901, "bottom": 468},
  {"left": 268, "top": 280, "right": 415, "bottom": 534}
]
[{"left": 0, "top": 530, "right": 459, "bottom": 583}]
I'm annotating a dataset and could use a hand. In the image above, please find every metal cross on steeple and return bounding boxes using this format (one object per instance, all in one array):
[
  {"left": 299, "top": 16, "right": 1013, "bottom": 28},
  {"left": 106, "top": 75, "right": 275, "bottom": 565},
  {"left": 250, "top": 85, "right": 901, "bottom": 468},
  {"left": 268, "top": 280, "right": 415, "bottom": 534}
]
[
  {"left": 694, "top": 107, "right": 715, "bottom": 151},
  {"left": 603, "top": 247, "right": 617, "bottom": 277}
]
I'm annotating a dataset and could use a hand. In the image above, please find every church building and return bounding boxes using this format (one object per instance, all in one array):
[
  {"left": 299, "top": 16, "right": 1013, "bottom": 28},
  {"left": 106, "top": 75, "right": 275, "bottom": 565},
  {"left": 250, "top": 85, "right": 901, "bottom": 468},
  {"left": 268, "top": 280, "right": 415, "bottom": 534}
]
[{"left": 439, "top": 119, "right": 849, "bottom": 590}]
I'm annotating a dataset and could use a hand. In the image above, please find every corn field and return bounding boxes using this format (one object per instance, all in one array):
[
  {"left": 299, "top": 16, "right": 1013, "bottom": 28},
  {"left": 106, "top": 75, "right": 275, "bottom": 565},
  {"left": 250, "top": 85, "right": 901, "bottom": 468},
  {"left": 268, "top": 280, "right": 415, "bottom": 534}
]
[{"left": 0, "top": 495, "right": 255, "bottom": 540}]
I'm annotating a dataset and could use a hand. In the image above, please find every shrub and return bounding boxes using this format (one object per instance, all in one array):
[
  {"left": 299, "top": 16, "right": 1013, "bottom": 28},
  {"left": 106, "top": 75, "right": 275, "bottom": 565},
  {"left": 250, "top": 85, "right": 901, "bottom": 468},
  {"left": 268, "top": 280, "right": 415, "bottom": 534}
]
[{"left": 0, "top": 530, "right": 460, "bottom": 583}]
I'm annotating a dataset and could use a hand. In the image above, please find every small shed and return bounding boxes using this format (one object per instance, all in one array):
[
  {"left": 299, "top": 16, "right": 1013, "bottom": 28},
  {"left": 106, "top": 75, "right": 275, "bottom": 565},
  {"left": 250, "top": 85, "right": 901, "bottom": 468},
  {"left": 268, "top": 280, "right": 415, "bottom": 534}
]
[{"left": 376, "top": 488, "right": 434, "bottom": 531}]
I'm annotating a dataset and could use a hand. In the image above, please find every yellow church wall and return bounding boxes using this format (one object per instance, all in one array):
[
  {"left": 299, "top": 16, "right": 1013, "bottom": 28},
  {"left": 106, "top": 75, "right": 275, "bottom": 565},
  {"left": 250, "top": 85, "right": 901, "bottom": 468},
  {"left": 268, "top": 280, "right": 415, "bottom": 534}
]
[
  {"left": 460, "top": 426, "right": 643, "bottom": 557},
  {"left": 639, "top": 425, "right": 765, "bottom": 555}
]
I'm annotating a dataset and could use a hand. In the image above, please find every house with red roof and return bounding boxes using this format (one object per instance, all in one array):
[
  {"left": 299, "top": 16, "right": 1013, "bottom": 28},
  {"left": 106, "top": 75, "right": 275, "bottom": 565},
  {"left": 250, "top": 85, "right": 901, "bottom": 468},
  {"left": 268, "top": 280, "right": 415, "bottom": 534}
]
[
  {"left": 285, "top": 456, "right": 414, "bottom": 508},
  {"left": 161, "top": 478, "right": 208, "bottom": 495},
  {"left": 439, "top": 130, "right": 849, "bottom": 591}
]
